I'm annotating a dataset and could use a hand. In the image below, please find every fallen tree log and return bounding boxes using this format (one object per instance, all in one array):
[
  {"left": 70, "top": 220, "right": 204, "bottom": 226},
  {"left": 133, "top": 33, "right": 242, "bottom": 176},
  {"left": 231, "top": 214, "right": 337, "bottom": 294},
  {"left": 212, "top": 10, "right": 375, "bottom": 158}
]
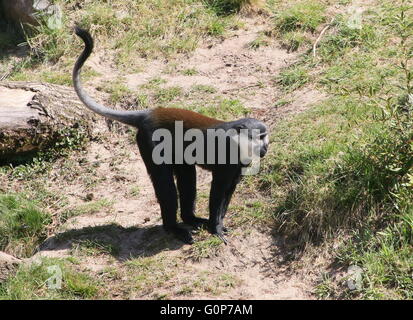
[
  {"left": 0, "top": 251, "right": 21, "bottom": 283},
  {"left": 0, "top": 81, "right": 96, "bottom": 163}
]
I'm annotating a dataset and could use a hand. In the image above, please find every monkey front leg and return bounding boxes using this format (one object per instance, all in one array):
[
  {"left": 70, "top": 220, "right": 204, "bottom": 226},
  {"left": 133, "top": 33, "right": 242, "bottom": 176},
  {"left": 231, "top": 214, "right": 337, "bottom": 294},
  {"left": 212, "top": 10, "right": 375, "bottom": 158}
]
[{"left": 208, "top": 174, "right": 234, "bottom": 244}]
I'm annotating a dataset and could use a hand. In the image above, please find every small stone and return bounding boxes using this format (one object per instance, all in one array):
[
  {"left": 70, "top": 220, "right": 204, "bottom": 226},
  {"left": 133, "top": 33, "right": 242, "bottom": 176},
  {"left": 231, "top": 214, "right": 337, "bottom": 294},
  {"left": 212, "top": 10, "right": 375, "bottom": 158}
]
[
  {"left": 85, "top": 193, "right": 94, "bottom": 201},
  {"left": 346, "top": 265, "right": 363, "bottom": 290}
]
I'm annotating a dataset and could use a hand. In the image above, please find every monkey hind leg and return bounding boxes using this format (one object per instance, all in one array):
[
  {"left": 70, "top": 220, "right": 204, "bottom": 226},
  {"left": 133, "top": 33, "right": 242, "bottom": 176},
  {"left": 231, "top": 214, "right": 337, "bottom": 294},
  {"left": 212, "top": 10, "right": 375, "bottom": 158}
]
[
  {"left": 137, "top": 133, "right": 193, "bottom": 244},
  {"left": 149, "top": 167, "right": 194, "bottom": 244},
  {"left": 174, "top": 164, "right": 208, "bottom": 230}
]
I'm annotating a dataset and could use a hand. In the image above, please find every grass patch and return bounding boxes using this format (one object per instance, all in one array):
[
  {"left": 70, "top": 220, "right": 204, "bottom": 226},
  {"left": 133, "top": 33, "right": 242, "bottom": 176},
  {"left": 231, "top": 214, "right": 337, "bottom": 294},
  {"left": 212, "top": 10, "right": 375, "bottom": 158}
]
[
  {"left": 0, "top": 194, "right": 51, "bottom": 258},
  {"left": 71, "top": 239, "right": 120, "bottom": 257},
  {"left": 81, "top": 0, "right": 239, "bottom": 67},
  {"left": 0, "top": 0, "right": 241, "bottom": 80},
  {"left": 338, "top": 206, "right": 413, "bottom": 299},
  {"left": 272, "top": 0, "right": 326, "bottom": 33},
  {"left": 181, "top": 68, "right": 199, "bottom": 76},
  {"left": 190, "top": 84, "right": 218, "bottom": 94},
  {"left": 154, "top": 86, "right": 183, "bottom": 103},
  {"left": 10, "top": 64, "right": 100, "bottom": 85},
  {"left": 205, "top": 0, "right": 260, "bottom": 15},
  {"left": 125, "top": 255, "right": 177, "bottom": 296},
  {"left": 280, "top": 30, "right": 310, "bottom": 51},
  {"left": 190, "top": 233, "right": 224, "bottom": 260},
  {"left": 248, "top": 0, "right": 413, "bottom": 299},
  {"left": 0, "top": 258, "right": 101, "bottom": 299},
  {"left": 60, "top": 199, "right": 114, "bottom": 224},
  {"left": 231, "top": 199, "right": 272, "bottom": 228},
  {"left": 317, "top": 16, "right": 382, "bottom": 63},
  {"left": 247, "top": 33, "right": 270, "bottom": 50},
  {"left": 277, "top": 64, "right": 309, "bottom": 91},
  {"left": 267, "top": 0, "right": 328, "bottom": 51},
  {"left": 128, "top": 185, "right": 141, "bottom": 197},
  {"left": 98, "top": 78, "right": 134, "bottom": 104},
  {"left": 185, "top": 98, "right": 250, "bottom": 119},
  {"left": 97, "top": 78, "right": 150, "bottom": 108}
]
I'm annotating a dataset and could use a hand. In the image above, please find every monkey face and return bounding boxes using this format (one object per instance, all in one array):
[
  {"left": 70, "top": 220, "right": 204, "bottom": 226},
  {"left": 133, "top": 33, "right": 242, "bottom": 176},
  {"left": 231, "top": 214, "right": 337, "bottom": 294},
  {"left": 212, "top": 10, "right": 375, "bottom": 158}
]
[
  {"left": 230, "top": 119, "right": 269, "bottom": 167},
  {"left": 238, "top": 119, "right": 269, "bottom": 159}
]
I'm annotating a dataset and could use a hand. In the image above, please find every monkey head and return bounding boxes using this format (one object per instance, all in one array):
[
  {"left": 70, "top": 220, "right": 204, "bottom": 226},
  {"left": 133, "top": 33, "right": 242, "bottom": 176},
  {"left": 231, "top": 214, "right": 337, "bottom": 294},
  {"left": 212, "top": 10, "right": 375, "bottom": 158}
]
[{"left": 231, "top": 118, "right": 269, "bottom": 159}]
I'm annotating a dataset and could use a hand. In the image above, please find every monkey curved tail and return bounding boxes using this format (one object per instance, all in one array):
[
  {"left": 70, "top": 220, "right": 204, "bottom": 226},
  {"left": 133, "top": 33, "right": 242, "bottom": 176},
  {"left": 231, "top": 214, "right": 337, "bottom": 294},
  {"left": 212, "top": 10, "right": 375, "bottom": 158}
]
[{"left": 73, "top": 26, "right": 149, "bottom": 127}]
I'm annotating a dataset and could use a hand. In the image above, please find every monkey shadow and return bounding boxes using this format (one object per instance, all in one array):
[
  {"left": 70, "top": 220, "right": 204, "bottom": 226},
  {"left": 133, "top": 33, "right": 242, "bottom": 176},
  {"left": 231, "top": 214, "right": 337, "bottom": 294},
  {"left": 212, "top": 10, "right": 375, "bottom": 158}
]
[{"left": 39, "top": 223, "right": 187, "bottom": 261}]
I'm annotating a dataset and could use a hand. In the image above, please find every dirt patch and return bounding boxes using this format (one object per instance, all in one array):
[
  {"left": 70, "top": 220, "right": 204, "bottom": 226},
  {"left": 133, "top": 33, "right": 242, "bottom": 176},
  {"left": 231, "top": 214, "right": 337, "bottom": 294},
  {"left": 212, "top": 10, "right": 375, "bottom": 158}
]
[
  {"left": 255, "top": 86, "right": 328, "bottom": 128},
  {"left": 126, "top": 20, "right": 297, "bottom": 108}
]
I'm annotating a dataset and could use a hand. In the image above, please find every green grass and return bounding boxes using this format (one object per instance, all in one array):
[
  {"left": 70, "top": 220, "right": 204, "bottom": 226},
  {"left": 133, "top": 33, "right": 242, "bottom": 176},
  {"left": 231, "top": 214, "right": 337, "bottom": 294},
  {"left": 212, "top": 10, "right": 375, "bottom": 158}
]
[
  {"left": 181, "top": 68, "right": 199, "bottom": 76},
  {"left": 190, "top": 233, "right": 224, "bottom": 260},
  {"left": 231, "top": 199, "right": 272, "bottom": 228},
  {"left": 205, "top": 0, "right": 259, "bottom": 15},
  {"left": 272, "top": 0, "right": 326, "bottom": 33},
  {"left": 0, "top": 194, "right": 51, "bottom": 258},
  {"left": 141, "top": 77, "right": 167, "bottom": 89},
  {"left": 71, "top": 239, "right": 120, "bottom": 257},
  {"left": 128, "top": 185, "right": 141, "bottom": 197},
  {"left": 77, "top": 0, "right": 240, "bottom": 67},
  {"left": 190, "top": 84, "right": 218, "bottom": 94},
  {"left": 125, "top": 255, "right": 177, "bottom": 295},
  {"left": 337, "top": 208, "right": 413, "bottom": 299},
  {"left": 0, "top": 258, "right": 101, "bottom": 299},
  {"left": 251, "top": 0, "right": 413, "bottom": 299},
  {"left": 315, "top": 273, "right": 336, "bottom": 299},
  {"left": 60, "top": 199, "right": 114, "bottom": 224},
  {"left": 267, "top": 0, "right": 328, "bottom": 51},
  {"left": 247, "top": 33, "right": 270, "bottom": 50},
  {"left": 154, "top": 86, "right": 183, "bottom": 103},
  {"left": 317, "top": 17, "right": 383, "bottom": 63},
  {"left": 0, "top": 0, "right": 241, "bottom": 81},
  {"left": 98, "top": 78, "right": 134, "bottom": 104},
  {"left": 280, "top": 30, "right": 310, "bottom": 51},
  {"left": 277, "top": 64, "right": 309, "bottom": 91},
  {"left": 185, "top": 99, "right": 250, "bottom": 120}
]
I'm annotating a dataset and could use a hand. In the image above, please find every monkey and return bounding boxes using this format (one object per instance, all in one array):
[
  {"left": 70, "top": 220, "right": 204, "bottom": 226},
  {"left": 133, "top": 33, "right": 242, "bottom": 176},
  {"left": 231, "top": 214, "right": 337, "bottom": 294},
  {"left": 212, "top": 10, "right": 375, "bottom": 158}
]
[{"left": 72, "top": 27, "right": 269, "bottom": 244}]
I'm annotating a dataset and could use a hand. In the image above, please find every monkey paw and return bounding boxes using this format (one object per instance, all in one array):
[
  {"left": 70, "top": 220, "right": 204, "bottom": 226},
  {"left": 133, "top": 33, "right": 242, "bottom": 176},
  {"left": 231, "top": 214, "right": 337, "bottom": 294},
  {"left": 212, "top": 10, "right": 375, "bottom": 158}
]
[
  {"left": 207, "top": 225, "right": 229, "bottom": 245},
  {"left": 215, "top": 233, "right": 228, "bottom": 245}
]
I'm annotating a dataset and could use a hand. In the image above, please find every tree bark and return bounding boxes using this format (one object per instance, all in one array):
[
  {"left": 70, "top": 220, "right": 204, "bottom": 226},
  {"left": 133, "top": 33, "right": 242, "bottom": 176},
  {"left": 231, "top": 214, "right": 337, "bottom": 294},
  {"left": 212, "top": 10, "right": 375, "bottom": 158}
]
[
  {"left": 0, "top": 251, "right": 21, "bottom": 283},
  {"left": 0, "top": 81, "right": 96, "bottom": 162}
]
